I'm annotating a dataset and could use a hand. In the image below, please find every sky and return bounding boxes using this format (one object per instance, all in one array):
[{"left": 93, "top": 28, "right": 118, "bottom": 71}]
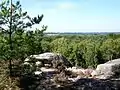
[{"left": 7, "top": 0, "right": 120, "bottom": 32}]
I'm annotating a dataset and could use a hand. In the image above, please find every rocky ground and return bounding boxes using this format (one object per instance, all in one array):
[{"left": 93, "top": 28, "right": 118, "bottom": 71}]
[
  {"left": 19, "top": 67, "right": 120, "bottom": 90},
  {"left": 19, "top": 75, "right": 120, "bottom": 90},
  {"left": 19, "top": 53, "right": 120, "bottom": 90}
]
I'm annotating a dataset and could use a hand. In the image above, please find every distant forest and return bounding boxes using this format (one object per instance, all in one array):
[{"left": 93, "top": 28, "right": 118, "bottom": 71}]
[{"left": 44, "top": 32, "right": 120, "bottom": 35}]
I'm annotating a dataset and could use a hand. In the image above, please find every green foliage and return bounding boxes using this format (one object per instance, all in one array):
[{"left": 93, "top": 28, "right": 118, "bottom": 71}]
[
  {"left": 50, "top": 37, "right": 70, "bottom": 56},
  {"left": 0, "top": 0, "right": 47, "bottom": 60},
  {"left": 100, "top": 38, "right": 120, "bottom": 61},
  {"left": 48, "top": 34, "right": 120, "bottom": 68}
]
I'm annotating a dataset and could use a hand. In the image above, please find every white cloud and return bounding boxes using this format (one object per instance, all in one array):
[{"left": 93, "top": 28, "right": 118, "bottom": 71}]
[{"left": 57, "top": 2, "right": 76, "bottom": 9}]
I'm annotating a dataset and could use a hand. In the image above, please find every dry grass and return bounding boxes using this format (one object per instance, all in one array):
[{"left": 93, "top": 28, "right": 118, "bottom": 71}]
[{"left": 0, "top": 60, "right": 20, "bottom": 90}]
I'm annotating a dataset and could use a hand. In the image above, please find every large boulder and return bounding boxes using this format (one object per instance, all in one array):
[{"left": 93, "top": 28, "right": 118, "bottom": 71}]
[
  {"left": 91, "top": 58, "right": 120, "bottom": 79},
  {"left": 25, "top": 52, "right": 72, "bottom": 68}
]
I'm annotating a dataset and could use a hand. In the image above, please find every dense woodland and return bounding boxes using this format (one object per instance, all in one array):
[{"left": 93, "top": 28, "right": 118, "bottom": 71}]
[{"left": 1, "top": 31, "right": 120, "bottom": 68}]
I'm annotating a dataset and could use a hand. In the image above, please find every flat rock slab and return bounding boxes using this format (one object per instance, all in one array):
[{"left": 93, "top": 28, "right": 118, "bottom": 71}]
[
  {"left": 40, "top": 67, "right": 57, "bottom": 72},
  {"left": 30, "top": 53, "right": 56, "bottom": 60},
  {"left": 25, "top": 52, "right": 72, "bottom": 67}
]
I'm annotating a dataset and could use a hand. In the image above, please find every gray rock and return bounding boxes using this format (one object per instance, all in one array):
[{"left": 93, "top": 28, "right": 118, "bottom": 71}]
[
  {"left": 92, "top": 58, "right": 120, "bottom": 79},
  {"left": 25, "top": 52, "right": 72, "bottom": 68}
]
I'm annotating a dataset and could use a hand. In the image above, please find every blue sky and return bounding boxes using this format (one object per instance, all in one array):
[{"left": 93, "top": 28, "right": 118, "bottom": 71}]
[{"left": 12, "top": 0, "right": 120, "bottom": 32}]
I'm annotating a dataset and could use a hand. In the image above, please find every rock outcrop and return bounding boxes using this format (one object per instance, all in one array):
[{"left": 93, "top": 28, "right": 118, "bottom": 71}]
[
  {"left": 25, "top": 52, "right": 72, "bottom": 68},
  {"left": 21, "top": 56, "right": 120, "bottom": 90},
  {"left": 91, "top": 58, "right": 120, "bottom": 79}
]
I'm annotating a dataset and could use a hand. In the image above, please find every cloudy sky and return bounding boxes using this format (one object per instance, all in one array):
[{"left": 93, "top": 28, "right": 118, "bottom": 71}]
[{"left": 13, "top": 0, "right": 120, "bottom": 32}]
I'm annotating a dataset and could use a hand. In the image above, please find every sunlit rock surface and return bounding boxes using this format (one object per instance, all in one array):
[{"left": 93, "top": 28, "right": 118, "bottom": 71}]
[
  {"left": 25, "top": 52, "right": 72, "bottom": 67},
  {"left": 21, "top": 54, "right": 120, "bottom": 90},
  {"left": 92, "top": 58, "right": 120, "bottom": 79}
]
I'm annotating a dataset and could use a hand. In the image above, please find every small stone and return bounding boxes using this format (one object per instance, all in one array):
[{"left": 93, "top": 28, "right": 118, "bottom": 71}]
[
  {"left": 34, "top": 71, "right": 42, "bottom": 75},
  {"left": 57, "top": 85, "right": 61, "bottom": 87}
]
